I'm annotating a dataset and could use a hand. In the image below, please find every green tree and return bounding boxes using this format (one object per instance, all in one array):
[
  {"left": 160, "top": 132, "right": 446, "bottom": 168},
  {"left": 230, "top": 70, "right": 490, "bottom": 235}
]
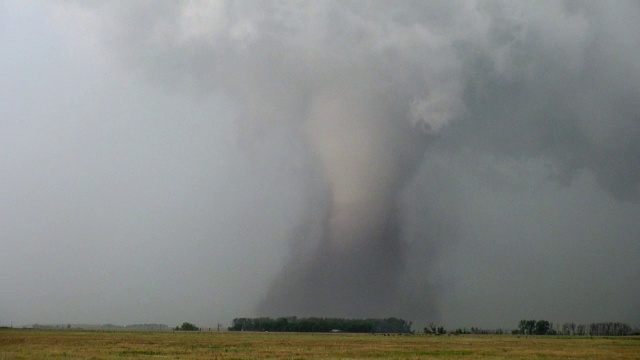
[
  {"left": 518, "top": 320, "right": 536, "bottom": 335},
  {"left": 534, "top": 320, "right": 550, "bottom": 335},
  {"left": 517, "top": 320, "right": 554, "bottom": 335},
  {"left": 175, "top": 322, "right": 199, "bottom": 331}
]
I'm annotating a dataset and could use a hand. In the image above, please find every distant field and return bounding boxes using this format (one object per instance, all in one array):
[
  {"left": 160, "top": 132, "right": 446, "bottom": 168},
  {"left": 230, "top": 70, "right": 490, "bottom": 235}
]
[{"left": 1, "top": 329, "right": 639, "bottom": 359}]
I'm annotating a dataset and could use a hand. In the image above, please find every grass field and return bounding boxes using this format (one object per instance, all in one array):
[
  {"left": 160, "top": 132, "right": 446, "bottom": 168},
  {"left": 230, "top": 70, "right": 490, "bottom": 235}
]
[{"left": 1, "top": 329, "right": 639, "bottom": 359}]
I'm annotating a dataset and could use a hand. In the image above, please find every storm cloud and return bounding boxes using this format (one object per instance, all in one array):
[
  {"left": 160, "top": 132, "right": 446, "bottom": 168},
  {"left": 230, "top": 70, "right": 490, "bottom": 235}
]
[{"left": 1, "top": 1, "right": 639, "bottom": 329}]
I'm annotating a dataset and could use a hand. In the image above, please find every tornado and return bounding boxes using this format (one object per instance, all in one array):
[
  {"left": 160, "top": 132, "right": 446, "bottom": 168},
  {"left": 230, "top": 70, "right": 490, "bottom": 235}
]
[{"left": 258, "top": 84, "right": 437, "bottom": 318}]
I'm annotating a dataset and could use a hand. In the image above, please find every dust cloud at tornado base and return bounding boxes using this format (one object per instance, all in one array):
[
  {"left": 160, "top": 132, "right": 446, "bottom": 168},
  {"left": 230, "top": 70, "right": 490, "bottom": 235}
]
[{"left": 13, "top": 1, "right": 640, "bottom": 327}]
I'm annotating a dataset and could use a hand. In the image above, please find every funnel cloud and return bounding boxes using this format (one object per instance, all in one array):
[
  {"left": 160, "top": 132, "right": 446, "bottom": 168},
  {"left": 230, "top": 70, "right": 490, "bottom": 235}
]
[
  {"left": 2, "top": 1, "right": 639, "bottom": 328},
  {"left": 260, "top": 86, "right": 434, "bottom": 318}
]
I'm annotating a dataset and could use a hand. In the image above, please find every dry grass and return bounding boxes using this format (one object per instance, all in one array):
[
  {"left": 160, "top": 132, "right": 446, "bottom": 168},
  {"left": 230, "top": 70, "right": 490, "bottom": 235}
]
[{"left": 1, "top": 329, "right": 639, "bottom": 359}]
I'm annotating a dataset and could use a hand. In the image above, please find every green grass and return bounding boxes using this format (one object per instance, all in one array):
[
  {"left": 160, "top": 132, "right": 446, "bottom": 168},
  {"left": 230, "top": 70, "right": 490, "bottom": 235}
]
[{"left": 0, "top": 329, "right": 639, "bottom": 359}]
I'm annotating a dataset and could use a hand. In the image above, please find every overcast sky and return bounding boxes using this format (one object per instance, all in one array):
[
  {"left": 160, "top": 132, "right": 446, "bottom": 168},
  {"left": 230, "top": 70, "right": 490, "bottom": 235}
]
[{"left": 1, "top": 1, "right": 639, "bottom": 329}]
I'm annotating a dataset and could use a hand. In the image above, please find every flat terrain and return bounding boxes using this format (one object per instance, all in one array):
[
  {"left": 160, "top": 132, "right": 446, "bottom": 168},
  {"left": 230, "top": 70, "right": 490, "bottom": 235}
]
[{"left": 1, "top": 329, "right": 639, "bottom": 359}]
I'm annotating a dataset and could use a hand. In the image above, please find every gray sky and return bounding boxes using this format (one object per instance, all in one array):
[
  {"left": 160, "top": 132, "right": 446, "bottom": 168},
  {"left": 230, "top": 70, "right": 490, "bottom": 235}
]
[{"left": 1, "top": 1, "right": 639, "bottom": 330}]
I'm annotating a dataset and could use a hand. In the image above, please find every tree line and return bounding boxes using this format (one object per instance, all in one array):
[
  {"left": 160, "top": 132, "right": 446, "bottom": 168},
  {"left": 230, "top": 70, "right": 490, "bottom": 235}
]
[
  {"left": 561, "top": 322, "right": 637, "bottom": 336},
  {"left": 228, "top": 317, "right": 413, "bottom": 333},
  {"left": 421, "top": 320, "right": 639, "bottom": 336},
  {"left": 515, "top": 320, "right": 638, "bottom": 336}
]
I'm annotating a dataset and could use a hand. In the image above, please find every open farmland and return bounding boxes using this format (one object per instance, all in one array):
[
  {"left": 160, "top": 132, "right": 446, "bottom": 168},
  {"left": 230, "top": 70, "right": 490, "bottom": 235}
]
[{"left": 1, "top": 329, "right": 639, "bottom": 359}]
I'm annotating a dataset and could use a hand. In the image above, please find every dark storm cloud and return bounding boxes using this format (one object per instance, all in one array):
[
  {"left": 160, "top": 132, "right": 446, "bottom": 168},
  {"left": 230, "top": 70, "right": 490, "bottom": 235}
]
[
  {"left": 2, "top": 1, "right": 638, "bottom": 329},
  {"left": 62, "top": 1, "right": 639, "bottom": 200},
  {"left": 446, "top": 1, "right": 640, "bottom": 201}
]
